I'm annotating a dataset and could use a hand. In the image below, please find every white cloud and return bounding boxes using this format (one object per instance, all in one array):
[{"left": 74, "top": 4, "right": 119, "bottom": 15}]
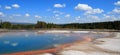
[
  {"left": 86, "top": 15, "right": 100, "bottom": 20},
  {"left": 5, "top": 6, "right": 12, "bottom": 10},
  {"left": 85, "top": 8, "right": 104, "bottom": 15},
  {"left": 103, "top": 14, "right": 110, "bottom": 18},
  {"left": 12, "top": 14, "right": 21, "bottom": 16},
  {"left": 75, "top": 3, "right": 104, "bottom": 15},
  {"left": 56, "top": 17, "right": 60, "bottom": 20},
  {"left": 53, "top": 10, "right": 59, "bottom": 13},
  {"left": 65, "top": 14, "right": 71, "bottom": 18},
  {"left": 53, "top": 10, "right": 64, "bottom": 15},
  {"left": 55, "top": 14, "right": 59, "bottom": 17},
  {"left": 35, "top": 15, "right": 42, "bottom": 18},
  {"left": 75, "top": 3, "right": 92, "bottom": 11},
  {"left": 12, "top": 4, "right": 20, "bottom": 8},
  {"left": 25, "top": 13, "right": 30, "bottom": 17},
  {"left": 103, "top": 14, "right": 117, "bottom": 20},
  {"left": 112, "top": 8, "right": 120, "bottom": 14},
  {"left": 9, "top": 16, "right": 13, "bottom": 18},
  {"left": 0, "top": 12, "right": 4, "bottom": 16},
  {"left": 114, "top": 1, "right": 120, "bottom": 6},
  {"left": 75, "top": 16, "right": 81, "bottom": 21},
  {"left": 0, "top": 12, "right": 5, "bottom": 17},
  {"left": 54, "top": 4, "right": 66, "bottom": 8}
]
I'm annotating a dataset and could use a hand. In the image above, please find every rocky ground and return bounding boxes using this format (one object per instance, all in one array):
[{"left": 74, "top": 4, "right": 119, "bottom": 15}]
[{"left": 38, "top": 32, "right": 120, "bottom": 55}]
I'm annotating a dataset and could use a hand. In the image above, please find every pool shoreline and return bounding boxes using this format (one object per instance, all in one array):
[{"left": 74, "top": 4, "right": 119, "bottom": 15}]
[{"left": 0, "top": 29, "right": 120, "bottom": 33}]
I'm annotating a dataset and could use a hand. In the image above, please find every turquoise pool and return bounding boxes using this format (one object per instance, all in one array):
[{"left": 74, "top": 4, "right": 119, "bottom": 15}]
[{"left": 0, "top": 31, "right": 108, "bottom": 54}]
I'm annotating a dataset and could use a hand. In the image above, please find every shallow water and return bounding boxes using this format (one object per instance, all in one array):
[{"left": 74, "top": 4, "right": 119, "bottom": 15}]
[{"left": 0, "top": 31, "right": 109, "bottom": 54}]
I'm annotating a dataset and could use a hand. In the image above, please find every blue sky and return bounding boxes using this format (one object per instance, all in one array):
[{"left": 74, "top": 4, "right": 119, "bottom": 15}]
[{"left": 0, "top": 0, "right": 120, "bottom": 24}]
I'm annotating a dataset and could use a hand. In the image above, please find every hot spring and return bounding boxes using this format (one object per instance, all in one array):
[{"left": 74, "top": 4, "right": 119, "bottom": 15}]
[{"left": 0, "top": 31, "right": 109, "bottom": 54}]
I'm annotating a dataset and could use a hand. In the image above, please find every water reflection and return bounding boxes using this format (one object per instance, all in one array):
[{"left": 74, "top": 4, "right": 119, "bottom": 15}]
[
  {"left": 3, "top": 40, "right": 10, "bottom": 44},
  {"left": 11, "top": 42, "right": 18, "bottom": 47}
]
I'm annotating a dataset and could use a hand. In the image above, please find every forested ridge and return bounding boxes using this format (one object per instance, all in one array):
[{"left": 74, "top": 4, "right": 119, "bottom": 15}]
[{"left": 0, "top": 21, "right": 120, "bottom": 30}]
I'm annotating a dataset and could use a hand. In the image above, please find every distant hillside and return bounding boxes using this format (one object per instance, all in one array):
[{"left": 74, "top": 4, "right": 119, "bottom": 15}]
[
  {"left": 0, "top": 21, "right": 120, "bottom": 30},
  {"left": 61, "top": 21, "right": 120, "bottom": 30},
  {"left": 11, "top": 22, "right": 35, "bottom": 25}
]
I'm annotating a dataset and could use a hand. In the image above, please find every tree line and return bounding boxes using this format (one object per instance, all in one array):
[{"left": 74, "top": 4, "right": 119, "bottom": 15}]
[{"left": 0, "top": 21, "right": 120, "bottom": 30}]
